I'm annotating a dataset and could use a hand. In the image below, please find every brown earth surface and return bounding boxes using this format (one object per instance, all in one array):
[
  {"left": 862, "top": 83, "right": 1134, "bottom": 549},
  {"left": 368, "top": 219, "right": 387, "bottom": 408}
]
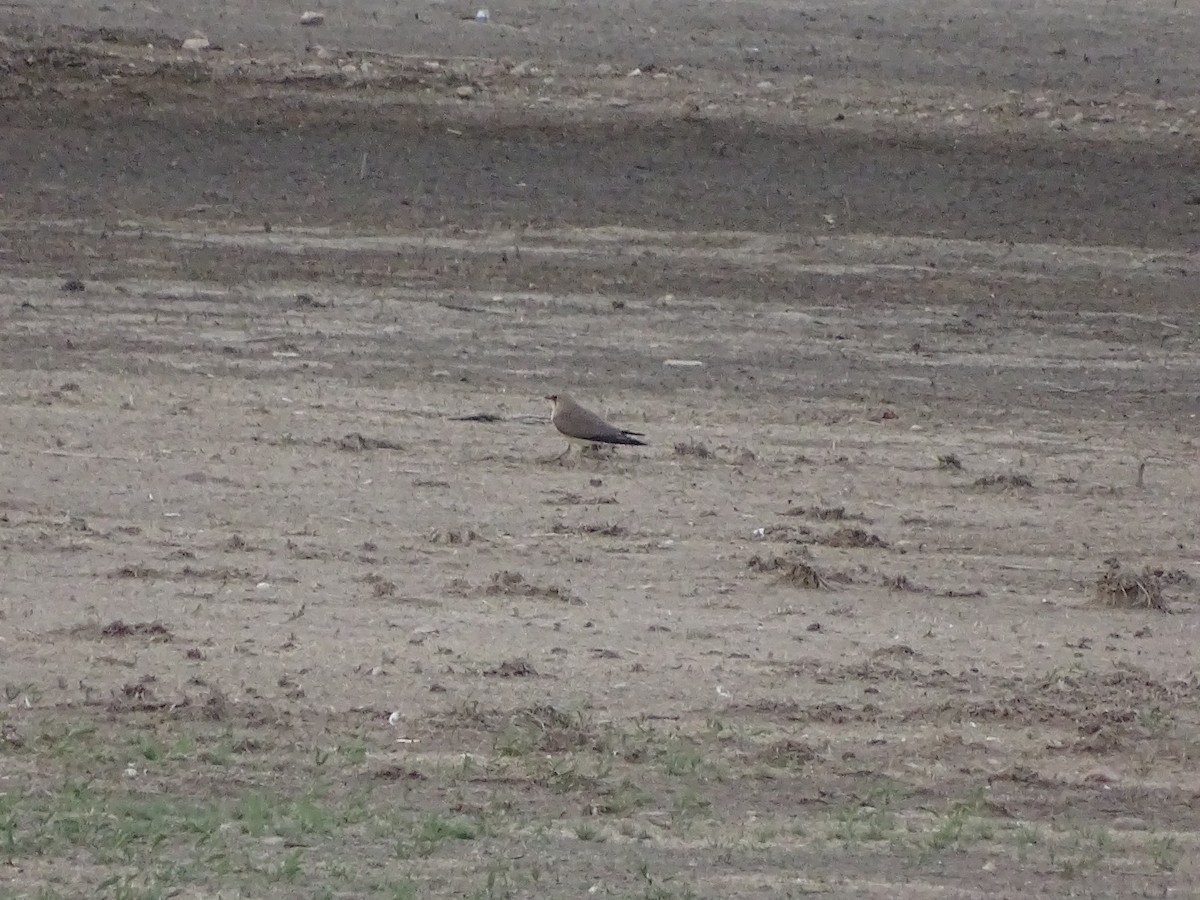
[{"left": 2, "top": 1, "right": 1200, "bottom": 897}]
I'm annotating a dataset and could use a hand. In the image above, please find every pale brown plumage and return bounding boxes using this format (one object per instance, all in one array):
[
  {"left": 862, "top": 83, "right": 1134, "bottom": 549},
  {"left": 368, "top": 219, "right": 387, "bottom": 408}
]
[{"left": 546, "top": 393, "right": 647, "bottom": 449}]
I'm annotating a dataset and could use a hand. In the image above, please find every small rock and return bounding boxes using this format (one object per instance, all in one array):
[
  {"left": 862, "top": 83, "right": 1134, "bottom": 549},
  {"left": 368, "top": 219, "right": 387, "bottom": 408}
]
[
  {"left": 1083, "top": 766, "right": 1120, "bottom": 784},
  {"left": 455, "top": 85, "right": 476, "bottom": 100},
  {"left": 474, "top": 8, "right": 490, "bottom": 22},
  {"left": 182, "top": 36, "right": 210, "bottom": 51},
  {"left": 299, "top": 10, "right": 325, "bottom": 26},
  {"left": 61, "top": 279, "right": 85, "bottom": 292}
]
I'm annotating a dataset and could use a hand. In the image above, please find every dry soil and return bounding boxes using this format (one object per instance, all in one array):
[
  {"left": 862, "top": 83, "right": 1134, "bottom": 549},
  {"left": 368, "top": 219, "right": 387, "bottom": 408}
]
[{"left": 2, "top": 1, "right": 1200, "bottom": 897}]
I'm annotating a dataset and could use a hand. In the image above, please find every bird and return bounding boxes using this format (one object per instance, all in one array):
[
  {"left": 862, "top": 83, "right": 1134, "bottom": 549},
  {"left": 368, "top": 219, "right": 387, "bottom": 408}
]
[{"left": 545, "top": 393, "right": 647, "bottom": 459}]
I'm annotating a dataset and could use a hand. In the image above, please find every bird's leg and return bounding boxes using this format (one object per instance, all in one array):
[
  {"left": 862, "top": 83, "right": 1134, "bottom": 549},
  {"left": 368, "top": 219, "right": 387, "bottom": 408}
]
[{"left": 538, "top": 442, "right": 575, "bottom": 466}]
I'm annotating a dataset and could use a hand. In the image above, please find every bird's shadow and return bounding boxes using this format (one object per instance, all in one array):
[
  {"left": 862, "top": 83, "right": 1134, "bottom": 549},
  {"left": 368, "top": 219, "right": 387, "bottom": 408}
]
[{"left": 538, "top": 444, "right": 638, "bottom": 467}]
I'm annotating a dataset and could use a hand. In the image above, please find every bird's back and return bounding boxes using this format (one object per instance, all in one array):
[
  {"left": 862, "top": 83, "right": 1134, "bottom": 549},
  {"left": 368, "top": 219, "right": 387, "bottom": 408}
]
[{"left": 554, "top": 395, "right": 644, "bottom": 445}]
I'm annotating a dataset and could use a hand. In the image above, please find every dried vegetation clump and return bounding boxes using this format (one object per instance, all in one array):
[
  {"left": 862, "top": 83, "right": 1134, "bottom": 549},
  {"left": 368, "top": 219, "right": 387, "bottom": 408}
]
[
  {"left": 972, "top": 473, "right": 1033, "bottom": 490},
  {"left": 747, "top": 554, "right": 830, "bottom": 589},
  {"left": 754, "top": 738, "right": 821, "bottom": 767},
  {"left": 937, "top": 453, "right": 964, "bottom": 471},
  {"left": 328, "top": 432, "right": 403, "bottom": 452},
  {"left": 100, "top": 620, "right": 174, "bottom": 640},
  {"left": 1093, "top": 559, "right": 1169, "bottom": 612},
  {"left": 782, "top": 505, "right": 868, "bottom": 522},
  {"left": 819, "top": 526, "right": 889, "bottom": 549},
  {"left": 674, "top": 440, "right": 715, "bottom": 459},
  {"left": 755, "top": 523, "right": 813, "bottom": 543},
  {"left": 882, "top": 573, "right": 924, "bottom": 592},
  {"left": 362, "top": 572, "right": 398, "bottom": 598},
  {"left": 550, "top": 522, "right": 628, "bottom": 537},
  {"left": 429, "top": 526, "right": 478, "bottom": 545},
  {"left": 487, "top": 570, "right": 582, "bottom": 604},
  {"left": 484, "top": 658, "right": 538, "bottom": 678}
]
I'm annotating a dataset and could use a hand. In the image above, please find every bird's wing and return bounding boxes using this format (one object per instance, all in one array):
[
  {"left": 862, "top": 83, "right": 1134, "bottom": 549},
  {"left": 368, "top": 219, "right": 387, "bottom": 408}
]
[{"left": 558, "top": 402, "right": 638, "bottom": 443}]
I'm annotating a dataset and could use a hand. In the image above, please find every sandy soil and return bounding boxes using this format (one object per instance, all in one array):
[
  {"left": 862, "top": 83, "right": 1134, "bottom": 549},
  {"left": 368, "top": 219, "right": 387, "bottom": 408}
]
[{"left": 2, "top": 2, "right": 1200, "bottom": 897}]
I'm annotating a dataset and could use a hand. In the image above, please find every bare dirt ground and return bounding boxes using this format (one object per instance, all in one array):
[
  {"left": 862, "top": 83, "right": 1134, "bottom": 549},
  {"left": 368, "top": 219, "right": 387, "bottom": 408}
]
[{"left": 3, "top": 1, "right": 1200, "bottom": 897}]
